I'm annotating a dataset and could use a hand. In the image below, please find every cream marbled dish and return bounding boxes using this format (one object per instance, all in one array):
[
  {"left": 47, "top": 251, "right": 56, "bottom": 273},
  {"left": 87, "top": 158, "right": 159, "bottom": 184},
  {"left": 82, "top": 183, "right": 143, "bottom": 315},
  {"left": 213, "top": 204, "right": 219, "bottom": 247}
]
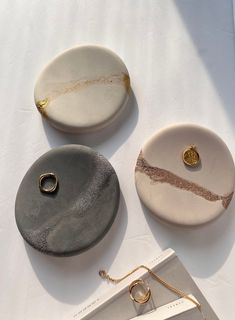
[
  {"left": 135, "top": 124, "right": 235, "bottom": 226},
  {"left": 34, "top": 45, "right": 130, "bottom": 133}
]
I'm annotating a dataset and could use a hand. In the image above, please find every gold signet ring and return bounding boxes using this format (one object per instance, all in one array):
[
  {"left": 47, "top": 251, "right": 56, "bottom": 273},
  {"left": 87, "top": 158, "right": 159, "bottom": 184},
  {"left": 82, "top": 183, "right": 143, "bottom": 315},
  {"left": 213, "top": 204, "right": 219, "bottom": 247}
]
[
  {"left": 183, "top": 145, "right": 200, "bottom": 167},
  {"left": 129, "top": 279, "right": 151, "bottom": 304},
  {"left": 39, "top": 173, "right": 58, "bottom": 194}
]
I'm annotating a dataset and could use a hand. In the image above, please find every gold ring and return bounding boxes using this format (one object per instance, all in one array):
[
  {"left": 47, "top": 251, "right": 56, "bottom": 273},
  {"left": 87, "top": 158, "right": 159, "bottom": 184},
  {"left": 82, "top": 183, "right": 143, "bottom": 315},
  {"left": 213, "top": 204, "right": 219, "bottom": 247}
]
[
  {"left": 39, "top": 173, "right": 58, "bottom": 193},
  {"left": 129, "top": 279, "right": 151, "bottom": 304},
  {"left": 182, "top": 145, "right": 200, "bottom": 167}
]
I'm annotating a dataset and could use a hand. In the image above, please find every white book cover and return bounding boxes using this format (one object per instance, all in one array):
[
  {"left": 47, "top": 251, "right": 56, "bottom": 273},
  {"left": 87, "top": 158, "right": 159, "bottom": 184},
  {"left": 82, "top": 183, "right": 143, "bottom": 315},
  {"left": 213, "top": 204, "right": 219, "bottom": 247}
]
[
  {"left": 65, "top": 249, "right": 218, "bottom": 320},
  {"left": 130, "top": 295, "right": 203, "bottom": 320}
]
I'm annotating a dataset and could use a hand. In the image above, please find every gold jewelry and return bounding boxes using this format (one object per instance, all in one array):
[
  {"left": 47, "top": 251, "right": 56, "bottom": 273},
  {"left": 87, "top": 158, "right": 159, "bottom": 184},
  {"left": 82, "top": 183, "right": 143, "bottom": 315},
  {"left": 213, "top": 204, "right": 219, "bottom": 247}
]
[
  {"left": 99, "top": 265, "right": 201, "bottom": 309},
  {"left": 39, "top": 173, "right": 58, "bottom": 193},
  {"left": 129, "top": 279, "right": 151, "bottom": 304},
  {"left": 183, "top": 145, "right": 200, "bottom": 167}
]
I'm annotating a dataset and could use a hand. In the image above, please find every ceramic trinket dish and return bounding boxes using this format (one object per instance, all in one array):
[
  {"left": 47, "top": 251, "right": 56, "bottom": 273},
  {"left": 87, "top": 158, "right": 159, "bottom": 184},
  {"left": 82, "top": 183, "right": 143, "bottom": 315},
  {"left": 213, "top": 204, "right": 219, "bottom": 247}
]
[
  {"left": 34, "top": 45, "right": 130, "bottom": 133},
  {"left": 15, "top": 145, "right": 120, "bottom": 256},
  {"left": 135, "top": 124, "right": 235, "bottom": 227}
]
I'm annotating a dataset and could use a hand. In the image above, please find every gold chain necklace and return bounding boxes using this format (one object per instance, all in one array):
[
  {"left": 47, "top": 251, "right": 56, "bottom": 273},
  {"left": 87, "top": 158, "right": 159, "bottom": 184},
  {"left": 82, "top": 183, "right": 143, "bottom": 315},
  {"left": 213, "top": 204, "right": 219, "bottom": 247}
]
[{"left": 99, "top": 264, "right": 206, "bottom": 319}]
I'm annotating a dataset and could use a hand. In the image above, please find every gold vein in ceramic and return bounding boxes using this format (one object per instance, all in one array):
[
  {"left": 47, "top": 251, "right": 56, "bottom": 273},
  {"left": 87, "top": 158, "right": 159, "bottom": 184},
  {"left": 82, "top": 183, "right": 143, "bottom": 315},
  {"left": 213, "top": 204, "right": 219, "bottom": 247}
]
[
  {"left": 36, "top": 73, "right": 130, "bottom": 114},
  {"left": 36, "top": 98, "right": 49, "bottom": 116},
  {"left": 136, "top": 151, "right": 233, "bottom": 209}
]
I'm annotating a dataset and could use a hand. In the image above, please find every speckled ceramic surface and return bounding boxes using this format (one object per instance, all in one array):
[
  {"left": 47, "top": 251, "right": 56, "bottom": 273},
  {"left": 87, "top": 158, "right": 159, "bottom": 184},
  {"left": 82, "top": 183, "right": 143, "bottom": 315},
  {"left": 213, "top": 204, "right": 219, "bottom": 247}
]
[
  {"left": 34, "top": 45, "right": 130, "bottom": 133},
  {"left": 15, "top": 145, "right": 120, "bottom": 256},
  {"left": 135, "top": 124, "right": 235, "bottom": 227}
]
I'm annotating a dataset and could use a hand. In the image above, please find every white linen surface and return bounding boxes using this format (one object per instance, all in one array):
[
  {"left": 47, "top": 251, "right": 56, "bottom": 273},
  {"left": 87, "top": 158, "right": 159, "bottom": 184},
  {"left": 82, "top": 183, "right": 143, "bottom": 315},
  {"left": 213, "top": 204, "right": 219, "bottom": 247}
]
[{"left": 1, "top": 1, "right": 235, "bottom": 319}]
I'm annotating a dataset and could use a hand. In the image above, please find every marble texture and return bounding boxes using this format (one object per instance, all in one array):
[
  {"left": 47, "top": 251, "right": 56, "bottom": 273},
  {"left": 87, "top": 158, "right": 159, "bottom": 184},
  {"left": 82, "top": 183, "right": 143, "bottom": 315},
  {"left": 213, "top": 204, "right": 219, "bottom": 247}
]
[
  {"left": 34, "top": 45, "right": 130, "bottom": 133},
  {"left": 135, "top": 124, "right": 235, "bottom": 227},
  {"left": 15, "top": 145, "right": 120, "bottom": 256}
]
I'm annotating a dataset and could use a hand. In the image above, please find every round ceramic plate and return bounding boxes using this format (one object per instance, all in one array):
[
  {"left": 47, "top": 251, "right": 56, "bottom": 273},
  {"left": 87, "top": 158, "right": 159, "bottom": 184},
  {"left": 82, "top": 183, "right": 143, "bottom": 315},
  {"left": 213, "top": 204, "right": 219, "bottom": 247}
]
[
  {"left": 15, "top": 145, "right": 120, "bottom": 256},
  {"left": 135, "top": 124, "right": 235, "bottom": 227},
  {"left": 34, "top": 45, "right": 130, "bottom": 133}
]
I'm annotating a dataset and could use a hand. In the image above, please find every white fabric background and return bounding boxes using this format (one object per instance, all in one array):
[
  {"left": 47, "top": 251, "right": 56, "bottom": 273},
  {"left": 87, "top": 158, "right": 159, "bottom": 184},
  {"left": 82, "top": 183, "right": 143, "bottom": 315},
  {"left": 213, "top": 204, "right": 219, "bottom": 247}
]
[{"left": 1, "top": 1, "right": 235, "bottom": 319}]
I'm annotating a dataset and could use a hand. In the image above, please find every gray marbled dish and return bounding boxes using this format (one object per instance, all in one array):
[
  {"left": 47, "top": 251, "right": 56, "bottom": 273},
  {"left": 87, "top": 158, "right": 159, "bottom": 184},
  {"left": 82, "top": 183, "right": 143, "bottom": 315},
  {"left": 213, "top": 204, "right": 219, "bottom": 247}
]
[{"left": 15, "top": 145, "right": 120, "bottom": 256}]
